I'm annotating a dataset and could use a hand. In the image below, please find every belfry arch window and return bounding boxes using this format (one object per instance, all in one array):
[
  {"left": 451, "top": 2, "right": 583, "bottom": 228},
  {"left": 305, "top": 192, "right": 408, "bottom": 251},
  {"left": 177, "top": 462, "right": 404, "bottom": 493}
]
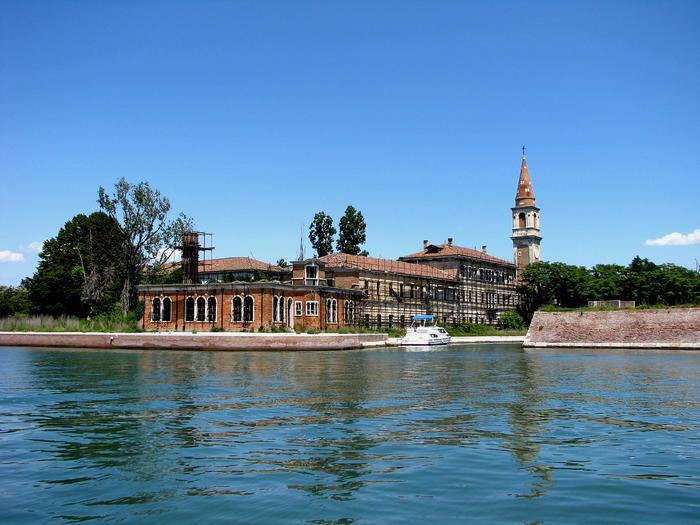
[
  {"left": 196, "top": 297, "right": 206, "bottom": 321},
  {"left": 232, "top": 296, "right": 243, "bottom": 322},
  {"left": 518, "top": 213, "right": 526, "bottom": 228},
  {"left": 185, "top": 297, "right": 195, "bottom": 321},
  {"left": 207, "top": 297, "right": 217, "bottom": 322},
  {"left": 151, "top": 298, "right": 161, "bottom": 322}
]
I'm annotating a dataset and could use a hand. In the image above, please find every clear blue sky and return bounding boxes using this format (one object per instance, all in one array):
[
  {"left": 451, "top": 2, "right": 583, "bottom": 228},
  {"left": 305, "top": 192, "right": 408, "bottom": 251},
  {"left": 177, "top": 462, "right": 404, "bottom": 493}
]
[{"left": 1, "top": 1, "right": 699, "bottom": 285}]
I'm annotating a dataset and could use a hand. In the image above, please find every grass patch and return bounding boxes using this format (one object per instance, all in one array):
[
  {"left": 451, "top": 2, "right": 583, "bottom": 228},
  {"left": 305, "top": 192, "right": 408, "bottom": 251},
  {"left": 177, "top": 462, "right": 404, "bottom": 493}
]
[
  {"left": 440, "top": 323, "right": 526, "bottom": 337},
  {"left": 0, "top": 314, "right": 141, "bottom": 333}
]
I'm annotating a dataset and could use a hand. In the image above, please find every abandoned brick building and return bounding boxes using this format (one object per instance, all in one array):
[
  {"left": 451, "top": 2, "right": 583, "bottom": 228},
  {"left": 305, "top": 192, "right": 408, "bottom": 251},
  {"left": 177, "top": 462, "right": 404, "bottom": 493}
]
[{"left": 138, "top": 153, "right": 540, "bottom": 331}]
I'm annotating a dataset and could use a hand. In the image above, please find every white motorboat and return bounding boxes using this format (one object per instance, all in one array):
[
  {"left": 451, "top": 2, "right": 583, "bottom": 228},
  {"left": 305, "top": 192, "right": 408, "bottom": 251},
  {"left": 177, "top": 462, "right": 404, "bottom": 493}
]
[{"left": 398, "top": 315, "right": 451, "bottom": 346}]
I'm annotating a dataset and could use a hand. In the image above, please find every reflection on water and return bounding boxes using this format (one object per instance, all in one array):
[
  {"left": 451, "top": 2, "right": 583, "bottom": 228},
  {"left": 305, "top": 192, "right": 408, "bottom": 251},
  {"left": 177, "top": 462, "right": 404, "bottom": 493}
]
[{"left": 1, "top": 345, "right": 700, "bottom": 523}]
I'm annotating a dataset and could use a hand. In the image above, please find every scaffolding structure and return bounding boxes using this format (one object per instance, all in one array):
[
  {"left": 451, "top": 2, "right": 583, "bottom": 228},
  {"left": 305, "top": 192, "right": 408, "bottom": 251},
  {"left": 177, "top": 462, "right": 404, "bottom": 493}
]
[
  {"left": 175, "top": 231, "right": 214, "bottom": 284},
  {"left": 337, "top": 254, "right": 517, "bottom": 329}
]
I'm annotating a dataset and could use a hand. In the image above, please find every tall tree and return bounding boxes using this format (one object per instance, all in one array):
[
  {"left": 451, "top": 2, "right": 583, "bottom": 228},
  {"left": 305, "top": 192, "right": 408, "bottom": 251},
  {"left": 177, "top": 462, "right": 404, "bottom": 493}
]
[
  {"left": 24, "top": 212, "right": 124, "bottom": 317},
  {"left": 336, "top": 205, "right": 368, "bottom": 256},
  {"left": 98, "top": 178, "right": 192, "bottom": 315},
  {"left": 308, "top": 211, "right": 336, "bottom": 257},
  {"left": 0, "top": 285, "right": 32, "bottom": 317}
]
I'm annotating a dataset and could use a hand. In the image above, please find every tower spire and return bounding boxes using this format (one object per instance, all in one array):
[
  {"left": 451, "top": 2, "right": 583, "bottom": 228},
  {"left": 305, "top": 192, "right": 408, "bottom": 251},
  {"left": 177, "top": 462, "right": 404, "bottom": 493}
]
[
  {"left": 515, "top": 149, "right": 535, "bottom": 207},
  {"left": 511, "top": 149, "right": 541, "bottom": 275}
]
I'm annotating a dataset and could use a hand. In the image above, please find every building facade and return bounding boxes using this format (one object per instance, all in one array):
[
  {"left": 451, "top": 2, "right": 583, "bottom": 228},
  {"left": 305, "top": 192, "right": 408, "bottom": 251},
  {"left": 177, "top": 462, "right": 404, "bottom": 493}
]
[
  {"left": 138, "top": 153, "right": 539, "bottom": 331},
  {"left": 399, "top": 240, "right": 518, "bottom": 324},
  {"left": 139, "top": 281, "right": 360, "bottom": 332}
]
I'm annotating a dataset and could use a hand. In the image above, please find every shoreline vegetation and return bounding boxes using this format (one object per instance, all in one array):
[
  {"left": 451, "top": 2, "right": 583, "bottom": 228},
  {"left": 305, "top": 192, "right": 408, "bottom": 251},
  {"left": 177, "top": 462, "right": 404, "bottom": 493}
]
[{"left": 0, "top": 315, "right": 526, "bottom": 337}]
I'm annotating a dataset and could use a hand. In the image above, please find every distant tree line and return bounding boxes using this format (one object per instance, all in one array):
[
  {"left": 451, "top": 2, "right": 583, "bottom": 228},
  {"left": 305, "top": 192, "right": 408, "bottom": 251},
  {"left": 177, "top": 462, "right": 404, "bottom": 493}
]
[
  {"left": 1, "top": 179, "right": 190, "bottom": 320},
  {"left": 309, "top": 206, "right": 368, "bottom": 257},
  {"left": 518, "top": 257, "right": 700, "bottom": 322}
]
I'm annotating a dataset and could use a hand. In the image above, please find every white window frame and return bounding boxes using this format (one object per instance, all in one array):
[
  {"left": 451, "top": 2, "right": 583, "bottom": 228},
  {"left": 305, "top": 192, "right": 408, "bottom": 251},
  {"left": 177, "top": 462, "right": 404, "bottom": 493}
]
[
  {"left": 231, "top": 295, "right": 243, "bottom": 322},
  {"left": 161, "top": 296, "right": 172, "bottom": 322},
  {"left": 243, "top": 295, "right": 255, "bottom": 323},
  {"left": 306, "top": 301, "right": 319, "bottom": 316},
  {"left": 295, "top": 301, "right": 303, "bottom": 316},
  {"left": 305, "top": 264, "right": 319, "bottom": 286},
  {"left": 206, "top": 296, "right": 217, "bottom": 322}
]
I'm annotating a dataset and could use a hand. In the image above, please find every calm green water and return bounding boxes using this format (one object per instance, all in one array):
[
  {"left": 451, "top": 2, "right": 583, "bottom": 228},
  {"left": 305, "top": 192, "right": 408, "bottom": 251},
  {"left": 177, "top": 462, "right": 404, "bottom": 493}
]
[{"left": 1, "top": 345, "right": 699, "bottom": 524}]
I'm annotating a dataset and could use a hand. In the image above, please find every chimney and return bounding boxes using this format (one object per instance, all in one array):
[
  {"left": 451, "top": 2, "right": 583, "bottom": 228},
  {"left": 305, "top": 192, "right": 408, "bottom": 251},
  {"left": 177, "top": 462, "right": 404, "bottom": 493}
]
[
  {"left": 482, "top": 245, "right": 487, "bottom": 254},
  {"left": 423, "top": 239, "right": 429, "bottom": 249},
  {"left": 447, "top": 238, "right": 453, "bottom": 246}
]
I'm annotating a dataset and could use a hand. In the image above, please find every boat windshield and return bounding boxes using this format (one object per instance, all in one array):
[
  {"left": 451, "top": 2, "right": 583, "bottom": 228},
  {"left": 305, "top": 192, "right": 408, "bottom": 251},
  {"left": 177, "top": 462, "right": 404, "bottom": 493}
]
[{"left": 410, "top": 315, "right": 436, "bottom": 328}]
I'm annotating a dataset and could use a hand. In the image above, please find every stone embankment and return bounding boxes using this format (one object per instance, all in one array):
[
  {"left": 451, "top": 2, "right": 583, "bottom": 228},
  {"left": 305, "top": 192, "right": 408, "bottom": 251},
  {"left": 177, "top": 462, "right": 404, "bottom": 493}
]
[
  {"left": 0, "top": 331, "right": 388, "bottom": 351},
  {"left": 524, "top": 308, "right": 700, "bottom": 349}
]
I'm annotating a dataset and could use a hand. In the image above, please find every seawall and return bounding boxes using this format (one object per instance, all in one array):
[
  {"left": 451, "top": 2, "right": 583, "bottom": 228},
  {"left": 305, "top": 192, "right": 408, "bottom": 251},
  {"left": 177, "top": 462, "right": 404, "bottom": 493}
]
[
  {"left": 523, "top": 308, "right": 700, "bottom": 349},
  {"left": 0, "top": 331, "right": 388, "bottom": 351}
]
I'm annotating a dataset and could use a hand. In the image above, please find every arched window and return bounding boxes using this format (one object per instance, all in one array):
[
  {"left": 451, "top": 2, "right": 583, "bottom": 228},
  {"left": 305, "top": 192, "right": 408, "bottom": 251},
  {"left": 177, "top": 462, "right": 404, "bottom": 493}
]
[
  {"left": 196, "top": 297, "right": 206, "bottom": 321},
  {"left": 326, "top": 299, "right": 337, "bottom": 323},
  {"left": 348, "top": 301, "right": 354, "bottom": 323},
  {"left": 343, "top": 300, "right": 349, "bottom": 322},
  {"left": 278, "top": 296, "right": 285, "bottom": 323},
  {"left": 377, "top": 314, "right": 382, "bottom": 327},
  {"left": 273, "top": 296, "right": 279, "bottom": 322},
  {"left": 151, "top": 298, "right": 161, "bottom": 322},
  {"left": 232, "top": 296, "right": 243, "bottom": 322},
  {"left": 207, "top": 297, "right": 216, "bottom": 322},
  {"left": 185, "top": 297, "right": 195, "bottom": 321},
  {"left": 162, "top": 297, "right": 172, "bottom": 322},
  {"left": 287, "top": 298, "right": 294, "bottom": 324},
  {"left": 518, "top": 212, "right": 526, "bottom": 228},
  {"left": 388, "top": 315, "right": 393, "bottom": 328},
  {"left": 243, "top": 296, "right": 254, "bottom": 322}
]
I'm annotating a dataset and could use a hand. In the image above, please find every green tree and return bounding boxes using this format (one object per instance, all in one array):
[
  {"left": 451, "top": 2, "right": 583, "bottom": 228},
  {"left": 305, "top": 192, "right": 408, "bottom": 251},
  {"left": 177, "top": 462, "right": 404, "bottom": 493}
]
[
  {"left": 98, "top": 178, "right": 192, "bottom": 315},
  {"left": 498, "top": 310, "right": 525, "bottom": 330},
  {"left": 141, "top": 265, "right": 183, "bottom": 285},
  {"left": 308, "top": 211, "right": 336, "bottom": 257},
  {"left": 336, "top": 205, "right": 368, "bottom": 256},
  {"left": 517, "top": 261, "right": 591, "bottom": 322},
  {"left": 0, "top": 285, "right": 32, "bottom": 317},
  {"left": 24, "top": 212, "right": 125, "bottom": 317},
  {"left": 518, "top": 256, "right": 700, "bottom": 323},
  {"left": 276, "top": 258, "right": 289, "bottom": 268}
]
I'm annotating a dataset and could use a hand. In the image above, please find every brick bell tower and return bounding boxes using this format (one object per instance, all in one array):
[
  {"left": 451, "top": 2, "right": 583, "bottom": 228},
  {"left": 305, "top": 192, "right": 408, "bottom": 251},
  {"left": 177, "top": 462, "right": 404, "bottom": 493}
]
[{"left": 511, "top": 147, "right": 541, "bottom": 275}]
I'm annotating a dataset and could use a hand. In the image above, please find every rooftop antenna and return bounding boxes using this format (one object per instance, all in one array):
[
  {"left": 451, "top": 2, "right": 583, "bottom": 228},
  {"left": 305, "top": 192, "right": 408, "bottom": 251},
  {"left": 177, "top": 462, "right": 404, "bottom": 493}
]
[{"left": 297, "top": 224, "right": 305, "bottom": 261}]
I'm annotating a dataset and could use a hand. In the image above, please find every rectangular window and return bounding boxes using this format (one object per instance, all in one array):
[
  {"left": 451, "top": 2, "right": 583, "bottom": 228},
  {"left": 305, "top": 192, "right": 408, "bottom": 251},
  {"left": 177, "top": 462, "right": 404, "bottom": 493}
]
[
  {"left": 305, "top": 265, "right": 319, "bottom": 286},
  {"left": 306, "top": 301, "right": 319, "bottom": 316},
  {"left": 399, "top": 283, "right": 404, "bottom": 297},
  {"left": 376, "top": 282, "right": 381, "bottom": 296},
  {"left": 295, "top": 301, "right": 303, "bottom": 316}
]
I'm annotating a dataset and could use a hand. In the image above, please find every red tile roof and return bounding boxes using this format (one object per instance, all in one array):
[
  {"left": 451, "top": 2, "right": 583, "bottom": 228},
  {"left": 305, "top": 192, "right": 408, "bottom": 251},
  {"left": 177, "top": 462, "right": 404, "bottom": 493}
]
[
  {"left": 319, "top": 253, "right": 456, "bottom": 280},
  {"left": 200, "top": 257, "right": 285, "bottom": 274},
  {"left": 400, "top": 244, "right": 514, "bottom": 267}
]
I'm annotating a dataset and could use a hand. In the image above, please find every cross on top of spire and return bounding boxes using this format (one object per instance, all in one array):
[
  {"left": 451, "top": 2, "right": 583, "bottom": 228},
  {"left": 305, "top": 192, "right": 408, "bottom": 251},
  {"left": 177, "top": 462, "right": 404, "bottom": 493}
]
[{"left": 521, "top": 145, "right": 526, "bottom": 158}]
